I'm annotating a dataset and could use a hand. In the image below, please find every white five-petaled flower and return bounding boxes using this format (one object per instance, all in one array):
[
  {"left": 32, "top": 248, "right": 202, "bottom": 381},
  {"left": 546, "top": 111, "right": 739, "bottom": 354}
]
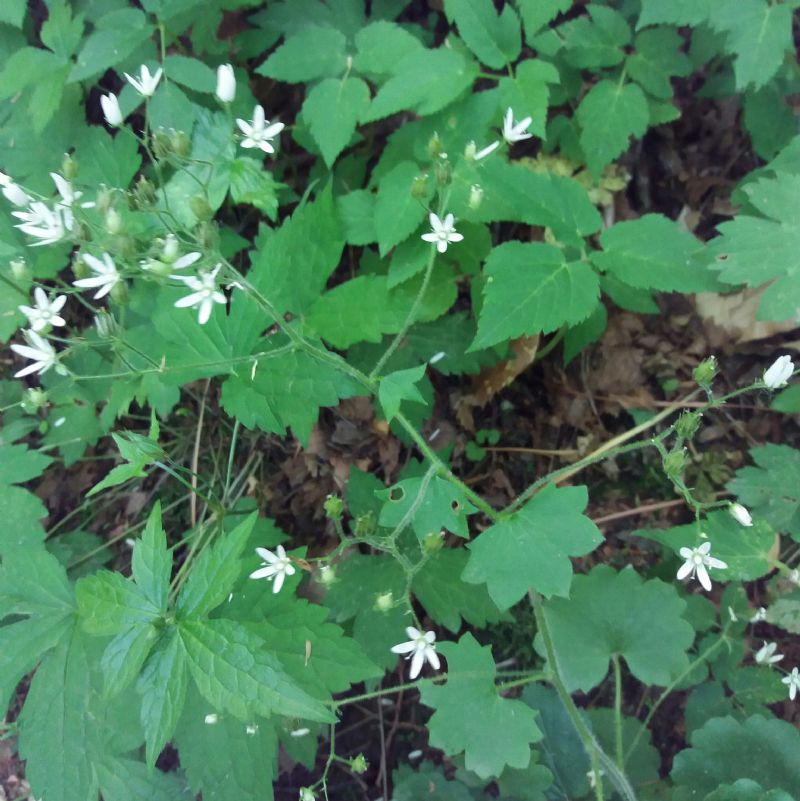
[
  {"left": 729, "top": 502, "right": 753, "bottom": 527},
  {"left": 74, "top": 252, "right": 121, "bottom": 299},
  {"left": 754, "top": 641, "right": 784, "bottom": 665},
  {"left": 19, "top": 288, "right": 67, "bottom": 331},
  {"left": 13, "top": 202, "right": 66, "bottom": 245},
  {"left": 10, "top": 330, "right": 58, "bottom": 378},
  {"left": 124, "top": 64, "right": 163, "bottom": 97},
  {"left": 173, "top": 265, "right": 226, "bottom": 325},
  {"left": 421, "top": 212, "right": 464, "bottom": 254},
  {"left": 763, "top": 355, "right": 794, "bottom": 389},
  {"left": 782, "top": 666, "right": 800, "bottom": 701},
  {"left": 391, "top": 627, "right": 441, "bottom": 680},
  {"left": 236, "top": 105, "right": 284, "bottom": 154},
  {"left": 215, "top": 64, "right": 236, "bottom": 103},
  {"left": 101, "top": 93, "right": 123, "bottom": 127},
  {"left": 502, "top": 107, "right": 533, "bottom": 144},
  {"left": 249, "top": 545, "right": 296, "bottom": 594},
  {"left": 676, "top": 541, "right": 728, "bottom": 592}
]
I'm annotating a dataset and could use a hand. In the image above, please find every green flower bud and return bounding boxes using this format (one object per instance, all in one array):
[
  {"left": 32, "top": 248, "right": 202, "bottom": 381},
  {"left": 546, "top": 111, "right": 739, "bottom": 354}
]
[
  {"left": 662, "top": 447, "right": 686, "bottom": 482},
  {"left": 435, "top": 155, "right": 452, "bottom": 187},
  {"left": 10, "top": 258, "right": 29, "bottom": 281},
  {"left": 318, "top": 565, "right": 336, "bottom": 587},
  {"left": 693, "top": 356, "right": 717, "bottom": 390},
  {"left": 71, "top": 253, "right": 90, "bottom": 280},
  {"left": 351, "top": 755, "right": 368, "bottom": 775},
  {"left": 152, "top": 128, "right": 173, "bottom": 159},
  {"left": 110, "top": 280, "right": 129, "bottom": 305},
  {"left": 427, "top": 132, "right": 443, "bottom": 158},
  {"left": 93, "top": 311, "right": 119, "bottom": 339},
  {"left": 353, "top": 512, "right": 376, "bottom": 538},
  {"left": 410, "top": 174, "right": 429, "bottom": 200},
  {"left": 95, "top": 186, "right": 113, "bottom": 216},
  {"left": 133, "top": 176, "right": 156, "bottom": 209},
  {"left": 423, "top": 530, "right": 444, "bottom": 555},
  {"left": 171, "top": 129, "right": 191, "bottom": 158},
  {"left": 468, "top": 183, "right": 483, "bottom": 210},
  {"left": 324, "top": 494, "right": 344, "bottom": 520},
  {"left": 61, "top": 153, "right": 78, "bottom": 181},
  {"left": 105, "top": 208, "right": 122, "bottom": 235},
  {"left": 190, "top": 194, "right": 213, "bottom": 222},
  {"left": 374, "top": 592, "right": 393, "bottom": 612},
  {"left": 675, "top": 411, "right": 701, "bottom": 440},
  {"left": 21, "top": 387, "right": 48, "bottom": 413}
]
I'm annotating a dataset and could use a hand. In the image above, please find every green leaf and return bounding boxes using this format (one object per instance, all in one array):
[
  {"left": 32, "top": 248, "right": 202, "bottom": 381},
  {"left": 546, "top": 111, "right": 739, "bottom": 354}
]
[
  {"left": 463, "top": 484, "right": 602, "bottom": 608},
  {"left": 95, "top": 756, "right": 190, "bottom": 801},
  {"left": 0, "top": 484, "right": 48, "bottom": 552},
  {"left": 179, "top": 618, "right": 334, "bottom": 722},
  {"left": 472, "top": 241, "right": 599, "bottom": 351},
  {"left": 637, "top": 0, "right": 713, "bottom": 27},
  {"left": 560, "top": 5, "right": 630, "bottom": 69},
  {"left": 0, "top": 47, "right": 64, "bottom": 100},
  {"left": 176, "top": 513, "right": 257, "bottom": 619},
  {"left": 0, "top": 0, "right": 26, "bottom": 27},
  {"left": 444, "top": 0, "right": 521, "bottom": 69},
  {"left": 419, "top": 633, "right": 541, "bottom": 779},
  {"left": 227, "top": 158, "right": 280, "bottom": 217},
  {"left": 363, "top": 47, "right": 477, "bottom": 123},
  {"left": 728, "top": 666, "right": 788, "bottom": 708},
  {"left": 707, "top": 173, "right": 800, "bottom": 321},
  {"left": 40, "top": 4, "right": 84, "bottom": 60},
  {"left": 303, "top": 76, "right": 370, "bottom": 168},
  {"left": 0, "top": 443, "right": 52, "bottom": 484},
  {"left": 411, "top": 549, "right": 506, "bottom": 633},
  {"left": 337, "top": 189, "right": 376, "bottom": 245},
  {"left": 577, "top": 79, "right": 649, "bottom": 176},
  {"left": 499, "top": 58, "right": 559, "bottom": 140},
  {"left": 517, "top": 0, "right": 570, "bottom": 37},
  {"left": 728, "top": 444, "right": 800, "bottom": 537},
  {"left": 392, "top": 763, "right": 475, "bottom": 801},
  {"left": 220, "top": 347, "right": 364, "bottom": 446},
  {"left": 564, "top": 301, "right": 607, "bottom": 365},
  {"left": 708, "top": 0, "right": 793, "bottom": 90},
  {"left": 538, "top": 565, "right": 695, "bottom": 692},
  {"left": 671, "top": 715, "right": 800, "bottom": 799},
  {"left": 249, "top": 187, "right": 343, "bottom": 317},
  {"left": 138, "top": 629, "right": 189, "bottom": 768},
  {"left": 353, "top": 21, "right": 423, "bottom": 75},
  {"left": 257, "top": 25, "right": 347, "bottom": 83},
  {"left": 76, "top": 571, "right": 160, "bottom": 635},
  {"left": 627, "top": 27, "right": 692, "bottom": 99},
  {"left": 101, "top": 623, "right": 160, "bottom": 701},
  {"left": 378, "top": 364, "right": 427, "bottom": 421},
  {"left": 639, "top": 511, "right": 778, "bottom": 581},
  {"left": 164, "top": 54, "right": 215, "bottom": 93},
  {"left": 87, "top": 462, "right": 148, "bottom": 497},
  {"left": 593, "top": 214, "right": 718, "bottom": 292},
  {"left": 132, "top": 503, "right": 171, "bottom": 612},
  {"left": 74, "top": 126, "right": 143, "bottom": 191},
  {"left": 374, "top": 160, "right": 430, "bottom": 255},
  {"left": 174, "top": 685, "right": 278, "bottom": 801},
  {"left": 0, "top": 549, "right": 74, "bottom": 616}
]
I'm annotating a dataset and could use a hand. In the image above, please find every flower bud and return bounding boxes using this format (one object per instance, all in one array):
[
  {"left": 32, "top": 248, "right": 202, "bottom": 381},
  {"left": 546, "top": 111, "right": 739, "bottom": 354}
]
[
  {"left": 324, "top": 494, "right": 344, "bottom": 520},
  {"left": 318, "top": 565, "right": 336, "bottom": 586},
  {"left": 171, "top": 129, "right": 191, "bottom": 158},
  {"left": 95, "top": 186, "right": 113, "bottom": 216},
  {"left": 662, "top": 447, "right": 686, "bottom": 482},
  {"left": 61, "top": 153, "right": 78, "bottom": 181},
  {"left": 374, "top": 592, "right": 393, "bottom": 612},
  {"left": 105, "top": 208, "right": 122, "bottom": 235},
  {"left": 353, "top": 512, "right": 376, "bottom": 538},
  {"left": 468, "top": 183, "right": 483, "bottom": 210},
  {"left": 133, "top": 176, "right": 156, "bottom": 209},
  {"left": 435, "top": 155, "right": 452, "bottom": 187},
  {"left": 464, "top": 141, "right": 477, "bottom": 160},
  {"left": 190, "top": 194, "right": 213, "bottom": 222},
  {"left": 93, "top": 311, "right": 119, "bottom": 339},
  {"left": 152, "top": 128, "right": 173, "bottom": 159},
  {"left": 215, "top": 64, "right": 236, "bottom": 103},
  {"left": 71, "top": 253, "right": 90, "bottom": 279},
  {"left": 351, "top": 755, "right": 368, "bottom": 774},
  {"left": 110, "top": 280, "right": 128, "bottom": 305},
  {"left": 423, "top": 530, "right": 444, "bottom": 555},
  {"left": 728, "top": 502, "right": 753, "bottom": 527},
  {"left": 101, "top": 93, "right": 123, "bottom": 127},
  {"left": 10, "top": 258, "right": 29, "bottom": 281},
  {"left": 162, "top": 233, "right": 180, "bottom": 263},
  {"left": 204, "top": 713, "right": 219, "bottom": 725},
  {"left": 410, "top": 174, "right": 429, "bottom": 200},
  {"left": 299, "top": 789, "right": 316, "bottom": 801},
  {"left": 427, "top": 132, "right": 442, "bottom": 158},
  {"left": 197, "top": 221, "right": 219, "bottom": 252},
  {"left": 21, "top": 387, "right": 48, "bottom": 413},
  {"left": 675, "top": 411, "right": 700, "bottom": 440},
  {"left": 693, "top": 356, "right": 717, "bottom": 390}
]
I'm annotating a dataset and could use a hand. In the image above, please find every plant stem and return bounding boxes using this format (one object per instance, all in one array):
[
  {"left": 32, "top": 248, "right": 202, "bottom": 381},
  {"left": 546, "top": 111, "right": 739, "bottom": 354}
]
[{"left": 612, "top": 655, "right": 624, "bottom": 770}]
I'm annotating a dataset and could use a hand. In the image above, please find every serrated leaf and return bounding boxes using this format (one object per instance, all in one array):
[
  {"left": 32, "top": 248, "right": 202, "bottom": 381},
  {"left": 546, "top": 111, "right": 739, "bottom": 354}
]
[
  {"left": 517, "top": 0, "right": 570, "bottom": 37},
  {"left": 336, "top": 189, "right": 376, "bottom": 245},
  {"left": 132, "top": 503, "right": 171, "bottom": 612},
  {"left": 593, "top": 214, "right": 718, "bottom": 292},
  {"left": 138, "top": 629, "right": 189, "bottom": 768},
  {"left": 374, "top": 160, "right": 429, "bottom": 256},
  {"left": 499, "top": 59, "right": 558, "bottom": 140},
  {"left": 728, "top": 666, "right": 788, "bottom": 707},
  {"left": 538, "top": 565, "right": 695, "bottom": 692},
  {"left": 637, "top": 0, "right": 713, "bottom": 28},
  {"left": 101, "top": 623, "right": 160, "bottom": 701},
  {"left": 257, "top": 25, "right": 347, "bottom": 83},
  {"left": 179, "top": 618, "right": 334, "bottom": 723},
  {"left": 577, "top": 79, "right": 648, "bottom": 176},
  {"left": 176, "top": 513, "right": 257, "bottom": 619},
  {"left": 392, "top": 763, "right": 475, "bottom": 801},
  {"left": 627, "top": 27, "right": 692, "bottom": 99},
  {"left": 0, "top": 484, "right": 48, "bottom": 552},
  {"left": 671, "top": 715, "right": 800, "bottom": 799},
  {"left": 0, "top": 549, "right": 74, "bottom": 616},
  {"left": 303, "top": 76, "right": 370, "bottom": 168},
  {"left": 164, "top": 54, "right": 215, "bottom": 93},
  {"left": 411, "top": 549, "right": 506, "bottom": 633},
  {"left": 353, "top": 20, "right": 423, "bottom": 75},
  {"left": 463, "top": 484, "right": 602, "bottom": 608},
  {"left": 0, "top": 443, "right": 52, "bottom": 484},
  {"left": 444, "top": 0, "right": 521, "bottom": 69},
  {"left": 363, "top": 47, "right": 477, "bottom": 123},
  {"left": 378, "top": 364, "right": 427, "bottom": 421},
  {"left": 76, "top": 571, "right": 160, "bottom": 635},
  {"left": 472, "top": 241, "right": 599, "bottom": 351},
  {"left": 0, "top": 0, "right": 26, "bottom": 27},
  {"left": 419, "top": 633, "right": 541, "bottom": 779},
  {"left": 95, "top": 756, "right": 190, "bottom": 801},
  {"left": 560, "top": 5, "right": 630, "bottom": 69},
  {"left": 87, "top": 462, "right": 148, "bottom": 497},
  {"left": 707, "top": 174, "right": 800, "bottom": 321}
]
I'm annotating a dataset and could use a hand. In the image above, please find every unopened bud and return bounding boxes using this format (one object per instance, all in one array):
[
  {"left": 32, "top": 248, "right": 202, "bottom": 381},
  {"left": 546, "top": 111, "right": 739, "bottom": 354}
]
[
  {"left": 675, "top": 411, "right": 701, "bottom": 440},
  {"left": 693, "top": 356, "right": 718, "bottom": 390},
  {"left": 204, "top": 713, "right": 219, "bottom": 725},
  {"left": 171, "top": 129, "right": 191, "bottom": 158},
  {"left": 95, "top": 186, "right": 113, "bottom": 216},
  {"left": 324, "top": 494, "right": 343, "bottom": 520},
  {"left": 190, "top": 194, "right": 213, "bottom": 222},
  {"left": 105, "top": 208, "right": 122, "bottom": 235},
  {"left": 133, "top": 176, "right": 156, "bottom": 209},
  {"left": 318, "top": 565, "right": 336, "bottom": 586},
  {"left": 110, "top": 280, "right": 128, "bottom": 305},
  {"left": 299, "top": 788, "right": 316, "bottom": 801},
  {"left": 468, "top": 183, "right": 483, "bottom": 210},
  {"left": 435, "top": 155, "right": 452, "bottom": 187},
  {"left": 61, "top": 153, "right": 78, "bottom": 181},
  {"left": 423, "top": 530, "right": 444, "bottom": 555},
  {"left": 21, "top": 387, "right": 48, "bottom": 413},
  {"left": 411, "top": 174, "right": 429, "bottom": 200},
  {"left": 152, "top": 128, "right": 173, "bottom": 159},
  {"left": 10, "top": 258, "right": 29, "bottom": 281},
  {"left": 93, "top": 311, "right": 118, "bottom": 339},
  {"left": 162, "top": 233, "right": 180, "bottom": 262},
  {"left": 662, "top": 447, "right": 686, "bottom": 481},
  {"left": 351, "top": 755, "right": 368, "bottom": 774},
  {"left": 374, "top": 592, "right": 393, "bottom": 612},
  {"left": 427, "top": 132, "right": 443, "bottom": 159},
  {"left": 464, "top": 141, "right": 477, "bottom": 160},
  {"left": 71, "top": 253, "right": 90, "bottom": 280}
]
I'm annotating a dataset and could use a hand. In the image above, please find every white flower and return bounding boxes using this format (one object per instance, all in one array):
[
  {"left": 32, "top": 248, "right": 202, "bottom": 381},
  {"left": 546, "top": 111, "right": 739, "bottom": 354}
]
[
  {"left": 763, "top": 355, "right": 794, "bottom": 389},
  {"left": 782, "top": 666, "right": 800, "bottom": 701},
  {"left": 790, "top": 569, "right": 800, "bottom": 586},
  {"left": 676, "top": 541, "right": 728, "bottom": 592},
  {"left": 125, "top": 64, "right": 163, "bottom": 97},
  {"left": 728, "top": 502, "right": 753, "bottom": 527},
  {"left": 101, "top": 93, "right": 123, "bottom": 127},
  {"left": 754, "top": 641, "right": 784, "bottom": 665},
  {"left": 0, "top": 171, "right": 10, "bottom": 186},
  {"left": 587, "top": 769, "right": 605, "bottom": 790},
  {"left": 173, "top": 265, "right": 226, "bottom": 325},
  {"left": 74, "top": 252, "right": 121, "bottom": 299},
  {"left": 465, "top": 140, "right": 500, "bottom": 161},
  {"left": 236, "top": 105, "right": 284, "bottom": 154},
  {"left": 390, "top": 627, "right": 441, "bottom": 680},
  {"left": 2, "top": 181, "right": 29, "bottom": 207},
  {"left": 249, "top": 545, "right": 296, "bottom": 594},
  {"left": 10, "top": 330, "right": 58, "bottom": 378},
  {"left": 290, "top": 728, "right": 310, "bottom": 738},
  {"left": 421, "top": 212, "right": 464, "bottom": 254},
  {"left": 245, "top": 724, "right": 258, "bottom": 735},
  {"left": 13, "top": 202, "right": 66, "bottom": 245},
  {"left": 51, "top": 172, "right": 92, "bottom": 211},
  {"left": 18, "top": 288, "right": 67, "bottom": 332},
  {"left": 204, "top": 713, "right": 219, "bottom": 725},
  {"left": 299, "top": 788, "right": 316, "bottom": 801},
  {"left": 750, "top": 606, "right": 767, "bottom": 623},
  {"left": 215, "top": 64, "right": 236, "bottom": 103},
  {"left": 162, "top": 234, "right": 201, "bottom": 269},
  {"left": 502, "top": 107, "right": 533, "bottom": 144}
]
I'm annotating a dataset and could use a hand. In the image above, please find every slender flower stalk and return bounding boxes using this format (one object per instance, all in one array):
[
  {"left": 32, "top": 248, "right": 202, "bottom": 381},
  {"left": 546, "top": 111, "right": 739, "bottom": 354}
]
[
  {"left": 421, "top": 212, "right": 463, "bottom": 253},
  {"left": 18, "top": 288, "right": 67, "bottom": 332}
]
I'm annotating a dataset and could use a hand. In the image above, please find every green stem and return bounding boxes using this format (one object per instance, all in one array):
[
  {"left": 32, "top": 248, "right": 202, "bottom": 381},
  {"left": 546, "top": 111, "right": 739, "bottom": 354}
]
[{"left": 612, "top": 655, "right": 624, "bottom": 771}]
